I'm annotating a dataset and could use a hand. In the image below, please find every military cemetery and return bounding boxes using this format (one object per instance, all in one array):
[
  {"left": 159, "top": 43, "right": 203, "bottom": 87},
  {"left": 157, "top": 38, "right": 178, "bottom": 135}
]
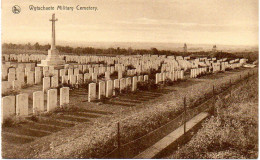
[
  {"left": 1, "top": 25, "right": 256, "bottom": 157},
  {"left": 1, "top": 1, "right": 258, "bottom": 159},
  {"left": 2, "top": 45, "right": 249, "bottom": 107}
]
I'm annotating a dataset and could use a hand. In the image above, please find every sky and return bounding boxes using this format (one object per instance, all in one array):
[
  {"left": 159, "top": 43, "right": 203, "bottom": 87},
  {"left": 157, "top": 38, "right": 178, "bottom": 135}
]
[{"left": 2, "top": 0, "right": 259, "bottom": 46}]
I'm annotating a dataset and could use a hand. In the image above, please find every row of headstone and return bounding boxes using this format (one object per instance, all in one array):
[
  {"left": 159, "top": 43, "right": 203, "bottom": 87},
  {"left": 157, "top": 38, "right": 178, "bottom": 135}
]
[
  {"left": 156, "top": 70, "right": 184, "bottom": 84},
  {"left": 190, "top": 68, "right": 207, "bottom": 78},
  {"left": 3, "top": 54, "right": 245, "bottom": 81},
  {"left": 2, "top": 75, "right": 42, "bottom": 94},
  {"left": 3, "top": 54, "right": 196, "bottom": 73},
  {"left": 1, "top": 87, "right": 69, "bottom": 122},
  {"left": 43, "top": 76, "right": 59, "bottom": 92},
  {"left": 88, "top": 75, "right": 147, "bottom": 102},
  {"left": 5, "top": 69, "right": 42, "bottom": 87}
]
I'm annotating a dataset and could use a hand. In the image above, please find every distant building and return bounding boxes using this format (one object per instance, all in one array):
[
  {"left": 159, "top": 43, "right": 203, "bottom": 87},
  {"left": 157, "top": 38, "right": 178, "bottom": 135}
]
[
  {"left": 212, "top": 45, "right": 217, "bottom": 53},
  {"left": 183, "top": 43, "right": 187, "bottom": 53}
]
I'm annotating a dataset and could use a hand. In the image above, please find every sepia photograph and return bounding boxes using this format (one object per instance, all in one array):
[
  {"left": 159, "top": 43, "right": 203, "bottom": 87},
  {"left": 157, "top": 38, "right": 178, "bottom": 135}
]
[{"left": 1, "top": 0, "right": 258, "bottom": 159}]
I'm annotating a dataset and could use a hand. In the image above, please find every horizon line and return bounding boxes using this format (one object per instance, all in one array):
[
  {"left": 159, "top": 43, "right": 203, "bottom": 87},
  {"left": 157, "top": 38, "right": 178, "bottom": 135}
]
[{"left": 1, "top": 40, "right": 258, "bottom": 47}]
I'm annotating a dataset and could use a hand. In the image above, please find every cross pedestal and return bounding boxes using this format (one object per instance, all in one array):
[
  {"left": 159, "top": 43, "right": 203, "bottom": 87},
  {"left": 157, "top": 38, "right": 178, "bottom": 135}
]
[
  {"left": 38, "top": 13, "right": 65, "bottom": 69},
  {"left": 39, "top": 49, "right": 65, "bottom": 69}
]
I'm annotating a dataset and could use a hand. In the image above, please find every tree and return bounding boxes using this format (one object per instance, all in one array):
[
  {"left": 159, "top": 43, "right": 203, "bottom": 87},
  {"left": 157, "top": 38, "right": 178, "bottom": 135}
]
[
  {"left": 127, "top": 47, "right": 133, "bottom": 55},
  {"left": 151, "top": 47, "right": 159, "bottom": 55},
  {"left": 34, "top": 42, "right": 40, "bottom": 50}
]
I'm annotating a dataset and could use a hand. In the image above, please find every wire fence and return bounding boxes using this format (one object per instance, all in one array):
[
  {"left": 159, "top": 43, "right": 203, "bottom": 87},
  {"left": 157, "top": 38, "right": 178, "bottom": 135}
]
[{"left": 102, "top": 69, "right": 257, "bottom": 158}]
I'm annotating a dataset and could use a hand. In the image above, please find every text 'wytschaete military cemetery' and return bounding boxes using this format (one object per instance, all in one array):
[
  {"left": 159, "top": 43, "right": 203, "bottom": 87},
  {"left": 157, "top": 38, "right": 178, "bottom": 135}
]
[{"left": 1, "top": 13, "right": 257, "bottom": 159}]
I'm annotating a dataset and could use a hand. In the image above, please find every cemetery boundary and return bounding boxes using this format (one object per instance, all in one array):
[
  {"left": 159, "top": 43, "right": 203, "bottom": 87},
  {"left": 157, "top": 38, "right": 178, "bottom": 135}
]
[{"left": 102, "top": 69, "right": 257, "bottom": 158}]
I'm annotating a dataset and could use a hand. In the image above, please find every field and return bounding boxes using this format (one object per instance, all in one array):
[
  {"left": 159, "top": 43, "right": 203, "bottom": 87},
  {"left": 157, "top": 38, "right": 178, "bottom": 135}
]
[{"left": 164, "top": 73, "right": 258, "bottom": 159}]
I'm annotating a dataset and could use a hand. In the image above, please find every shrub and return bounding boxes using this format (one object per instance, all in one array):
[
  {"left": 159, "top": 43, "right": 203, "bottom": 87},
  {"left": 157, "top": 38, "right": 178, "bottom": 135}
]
[
  {"left": 79, "top": 79, "right": 95, "bottom": 89},
  {"left": 122, "top": 72, "right": 127, "bottom": 78},
  {"left": 50, "top": 104, "right": 85, "bottom": 114},
  {"left": 148, "top": 68, "right": 160, "bottom": 80},
  {"left": 126, "top": 64, "right": 136, "bottom": 70},
  {"left": 83, "top": 69, "right": 89, "bottom": 74},
  {"left": 137, "top": 79, "right": 159, "bottom": 91},
  {"left": 2, "top": 89, "right": 20, "bottom": 97},
  {"left": 49, "top": 73, "right": 54, "bottom": 78},
  {"left": 121, "top": 85, "right": 132, "bottom": 94},
  {"left": 98, "top": 73, "right": 105, "bottom": 79},
  {"left": 164, "top": 78, "right": 174, "bottom": 86},
  {"left": 2, "top": 116, "right": 26, "bottom": 127},
  {"left": 113, "top": 88, "right": 120, "bottom": 96},
  {"left": 27, "top": 115, "right": 39, "bottom": 122},
  {"left": 21, "top": 83, "right": 33, "bottom": 89},
  {"left": 99, "top": 95, "right": 109, "bottom": 103},
  {"left": 2, "top": 77, "right": 7, "bottom": 81},
  {"left": 110, "top": 71, "right": 118, "bottom": 78}
]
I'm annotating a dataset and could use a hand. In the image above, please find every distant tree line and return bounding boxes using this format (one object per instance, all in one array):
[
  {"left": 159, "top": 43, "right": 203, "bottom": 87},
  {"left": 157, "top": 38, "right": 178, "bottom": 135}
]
[
  {"left": 2, "top": 43, "right": 50, "bottom": 51},
  {"left": 2, "top": 42, "right": 257, "bottom": 61},
  {"left": 2, "top": 42, "right": 187, "bottom": 56}
]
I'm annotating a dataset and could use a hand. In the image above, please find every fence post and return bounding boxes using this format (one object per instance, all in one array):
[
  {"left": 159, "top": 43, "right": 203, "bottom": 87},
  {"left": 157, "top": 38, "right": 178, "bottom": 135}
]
[
  {"left": 212, "top": 85, "right": 215, "bottom": 116},
  {"left": 247, "top": 72, "right": 250, "bottom": 82},
  {"left": 183, "top": 97, "right": 186, "bottom": 135},
  {"left": 117, "top": 122, "right": 121, "bottom": 158},
  {"left": 229, "top": 79, "right": 232, "bottom": 96}
]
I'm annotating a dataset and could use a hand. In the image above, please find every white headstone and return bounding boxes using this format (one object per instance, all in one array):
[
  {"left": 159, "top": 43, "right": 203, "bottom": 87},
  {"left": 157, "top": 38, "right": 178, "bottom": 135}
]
[
  {"left": 35, "top": 71, "right": 42, "bottom": 84},
  {"left": 74, "top": 68, "right": 79, "bottom": 75},
  {"left": 98, "top": 81, "right": 106, "bottom": 99},
  {"left": 51, "top": 76, "right": 59, "bottom": 88},
  {"left": 60, "top": 87, "right": 69, "bottom": 106},
  {"left": 17, "top": 71, "right": 25, "bottom": 84},
  {"left": 126, "top": 77, "right": 132, "bottom": 87},
  {"left": 33, "top": 91, "right": 44, "bottom": 114},
  {"left": 47, "top": 89, "right": 57, "bottom": 112},
  {"left": 60, "top": 69, "right": 66, "bottom": 77},
  {"left": 105, "top": 71, "right": 111, "bottom": 80},
  {"left": 88, "top": 83, "right": 96, "bottom": 102},
  {"left": 16, "top": 93, "right": 29, "bottom": 116},
  {"left": 132, "top": 76, "right": 137, "bottom": 91},
  {"left": 120, "top": 78, "right": 126, "bottom": 92},
  {"left": 138, "top": 75, "right": 144, "bottom": 82},
  {"left": 8, "top": 73, "right": 15, "bottom": 82},
  {"left": 62, "top": 75, "right": 69, "bottom": 84},
  {"left": 92, "top": 73, "right": 98, "bottom": 82},
  {"left": 77, "top": 74, "right": 84, "bottom": 84},
  {"left": 144, "top": 75, "right": 149, "bottom": 81},
  {"left": 118, "top": 71, "right": 123, "bottom": 79},
  {"left": 2, "top": 96, "right": 15, "bottom": 121},
  {"left": 68, "top": 68, "right": 73, "bottom": 76},
  {"left": 13, "top": 80, "right": 22, "bottom": 90},
  {"left": 106, "top": 80, "right": 113, "bottom": 97},
  {"left": 155, "top": 73, "right": 160, "bottom": 84},
  {"left": 69, "top": 75, "right": 77, "bottom": 85},
  {"left": 53, "top": 70, "right": 59, "bottom": 77},
  {"left": 27, "top": 71, "right": 34, "bottom": 85},
  {"left": 43, "top": 77, "right": 51, "bottom": 92},
  {"left": 2, "top": 81, "right": 12, "bottom": 94},
  {"left": 113, "top": 79, "right": 119, "bottom": 95},
  {"left": 84, "top": 73, "right": 91, "bottom": 82}
]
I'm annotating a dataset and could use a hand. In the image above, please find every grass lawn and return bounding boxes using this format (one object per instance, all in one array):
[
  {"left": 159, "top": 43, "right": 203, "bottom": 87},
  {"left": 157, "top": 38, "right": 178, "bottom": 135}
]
[{"left": 165, "top": 73, "right": 258, "bottom": 159}]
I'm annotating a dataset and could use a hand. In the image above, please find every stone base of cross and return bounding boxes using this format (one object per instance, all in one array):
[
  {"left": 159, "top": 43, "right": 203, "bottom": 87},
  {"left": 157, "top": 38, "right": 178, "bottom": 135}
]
[{"left": 38, "top": 48, "right": 65, "bottom": 69}]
